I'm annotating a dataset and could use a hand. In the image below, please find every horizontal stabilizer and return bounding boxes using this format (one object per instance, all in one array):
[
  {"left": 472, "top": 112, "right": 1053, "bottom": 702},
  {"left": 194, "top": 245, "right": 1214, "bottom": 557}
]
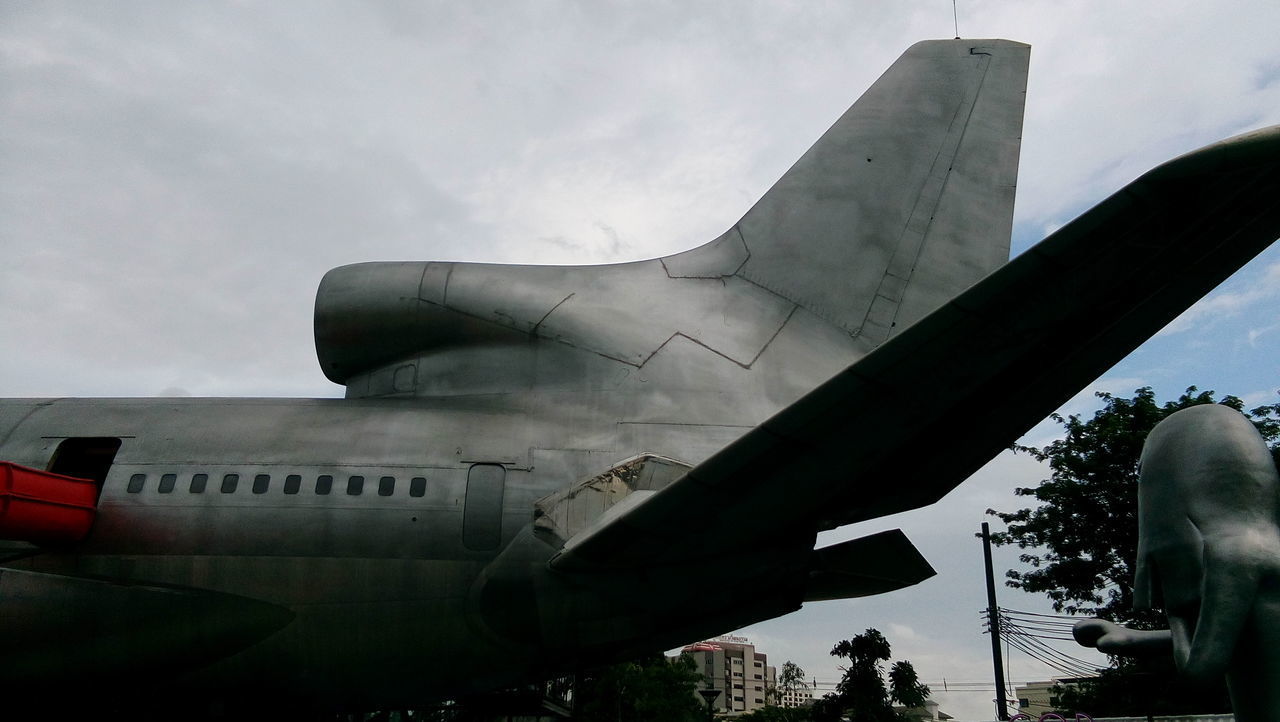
[
  {"left": 804, "top": 530, "right": 936, "bottom": 602},
  {"left": 551, "top": 126, "right": 1280, "bottom": 571}
]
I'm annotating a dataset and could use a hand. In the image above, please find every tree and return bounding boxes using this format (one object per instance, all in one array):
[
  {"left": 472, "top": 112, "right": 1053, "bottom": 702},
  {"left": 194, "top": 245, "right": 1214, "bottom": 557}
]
[
  {"left": 1052, "top": 658, "right": 1230, "bottom": 718},
  {"left": 987, "top": 386, "right": 1279, "bottom": 715},
  {"left": 988, "top": 386, "right": 1280, "bottom": 625},
  {"left": 886, "top": 661, "right": 928, "bottom": 709},
  {"left": 740, "top": 660, "right": 813, "bottom": 722},
  {"left": 774, "top": 660, "right": 807, "bottom": 705},
  {"left": 573, "top": 653, "right": 706, "bottom": 722},
  {"left": 811, "top": 628, "right": 929, "bottom": 722}
]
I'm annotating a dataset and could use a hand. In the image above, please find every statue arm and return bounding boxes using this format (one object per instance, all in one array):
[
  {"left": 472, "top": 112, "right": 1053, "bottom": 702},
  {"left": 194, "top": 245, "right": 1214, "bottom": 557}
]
[{"left": 1072, "top": 618, "right": 1172, "bottom": 656}]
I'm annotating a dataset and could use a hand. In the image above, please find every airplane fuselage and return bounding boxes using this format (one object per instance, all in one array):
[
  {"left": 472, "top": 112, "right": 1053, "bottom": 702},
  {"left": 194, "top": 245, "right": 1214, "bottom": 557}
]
[
  {"left": 0, "top": 395, "right": 821, "bottom": 708},
  {"left": 1, "top": 398, "right": 544, "bottom": 705}
]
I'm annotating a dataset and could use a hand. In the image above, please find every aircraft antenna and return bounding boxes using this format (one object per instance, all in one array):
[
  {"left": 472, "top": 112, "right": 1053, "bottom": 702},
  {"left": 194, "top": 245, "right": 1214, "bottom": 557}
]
[{"left": 952, "top": 0, "right": 960, "bottom": 39}]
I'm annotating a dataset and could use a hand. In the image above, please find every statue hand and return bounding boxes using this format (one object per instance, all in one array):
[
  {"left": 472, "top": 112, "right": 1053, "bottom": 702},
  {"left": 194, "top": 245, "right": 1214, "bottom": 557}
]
[{"left": 1073, "top": 618, "right": 1172, "bottom": 656}]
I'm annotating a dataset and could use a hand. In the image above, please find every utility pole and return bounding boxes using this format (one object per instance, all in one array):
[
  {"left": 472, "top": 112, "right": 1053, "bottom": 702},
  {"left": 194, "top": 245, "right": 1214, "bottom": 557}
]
[{"left": 980, "top": 522, "right": 1010, "bottom": 720}]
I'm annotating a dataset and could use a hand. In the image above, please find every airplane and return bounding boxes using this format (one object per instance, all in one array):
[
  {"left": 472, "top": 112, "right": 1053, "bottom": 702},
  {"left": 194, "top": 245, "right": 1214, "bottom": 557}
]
[{"left": 1, "top": 38, "right": 1278, "bottom": 717}]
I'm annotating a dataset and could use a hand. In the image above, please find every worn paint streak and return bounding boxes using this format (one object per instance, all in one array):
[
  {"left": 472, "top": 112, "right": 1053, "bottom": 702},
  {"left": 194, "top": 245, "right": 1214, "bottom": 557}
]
[{"left": 532, "top": 293, "right": 575, "bottom": 335}]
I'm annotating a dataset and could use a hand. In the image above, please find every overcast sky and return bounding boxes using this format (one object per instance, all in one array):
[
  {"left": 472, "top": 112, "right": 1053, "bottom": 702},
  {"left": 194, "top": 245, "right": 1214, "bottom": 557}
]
[{"left": 3, "top": 2, "right": 1278, "bottom": 718}]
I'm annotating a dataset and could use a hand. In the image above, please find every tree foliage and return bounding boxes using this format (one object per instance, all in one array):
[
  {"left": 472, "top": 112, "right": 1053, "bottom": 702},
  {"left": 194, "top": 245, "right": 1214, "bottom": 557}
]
[
  {"left": 741, "top": 660, "right": 813, "bottom": 722},
  {"left": 760, "top": 659, "right": 809, "bottom": 710},
  {"left": 988, "top": 386, "right": 1280, "bottom": 625},
  {"left": 1053, "top": 657, "right": 1231, "bottom": 717},
  {"left": 777, "top": 660, "right": 807, "bottom": 698},
  {"left": 987, "top": 386, "right": 1279, "bottom": 716},
  {"left": 811, "top": 628, "right": 929, "bottom": 722},
  {"left": 886, "top": 661, "right": 928, "bottom": 708},
  {"left": 573, "top": 653, "right": 706, "bottom": 722}
]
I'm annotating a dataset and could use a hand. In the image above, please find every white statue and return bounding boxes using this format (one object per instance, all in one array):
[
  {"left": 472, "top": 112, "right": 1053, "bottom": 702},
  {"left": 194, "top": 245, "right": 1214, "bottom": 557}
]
[{"left": 1074, "top": 404, "right": 1280, "bottom": 720}]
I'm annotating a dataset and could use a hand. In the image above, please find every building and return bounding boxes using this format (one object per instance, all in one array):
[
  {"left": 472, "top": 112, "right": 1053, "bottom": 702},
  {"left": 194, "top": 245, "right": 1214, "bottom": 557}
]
[
  {"left": 896, "top": 700, "right": 953, "bottom": 721},
  {"left": 1014, "top": 678, "right": 1093, "bottom": 717},
  {"left": 1015, "top": 679, "right": 1059, "bottom": 716},
  {"left": 681, "top": 636, "right": 777, "bottom": 716},
  {"left": 777, "top": 682, "right": 813, "bottom": 709},
  {"left": 1014, "top": 679, "right": 1235, "bottom": 722}
]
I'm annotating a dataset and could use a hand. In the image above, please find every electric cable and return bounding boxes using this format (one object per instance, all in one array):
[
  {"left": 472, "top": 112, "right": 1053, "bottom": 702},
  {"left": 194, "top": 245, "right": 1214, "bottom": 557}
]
[{"left": 979, "top": 607, "right": 1104, "bottom": 679}]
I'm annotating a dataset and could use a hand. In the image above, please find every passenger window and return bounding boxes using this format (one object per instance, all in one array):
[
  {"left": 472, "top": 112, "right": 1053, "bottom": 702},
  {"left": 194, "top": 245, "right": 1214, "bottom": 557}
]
[
  {"left": 158, "top": 473, "right": 177, "bottom": 494},
  {"left": 410, "top": 477, "right": 426, "bottom": 497},
  {"left": 127, "top": 473, "right": 146, "bottom": 493},
  {"left": 221, "top": 473, "right": 239, "bottom": 493},
  {"left": 190, "top": 473, "right": 208, "bottom": 493},
  {"left": 284, "top": 474, "right": 301, "bottom": 495},
  {"left": 316, "top": 475, "right": 332, "bottom": 495},
  {"left": 253, "top": 474, "right": 270, "bottom": 494},
  {"left": 347, "top": 475, "right": 364, "bottom": 495},
  {"left": 378, "top": 476, "right": 394, "bottom": 496}
]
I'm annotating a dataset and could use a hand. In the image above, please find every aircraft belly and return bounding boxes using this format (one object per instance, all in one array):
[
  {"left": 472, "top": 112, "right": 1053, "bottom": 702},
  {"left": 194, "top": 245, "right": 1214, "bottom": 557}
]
[
  {"left": 219, "top": 595, "right": 517, "bottom": 704},
  {"left": 21, "top": 554, "right": 478, "bottom": 604},
  {"left": 0, "top": 566, "right": 294, "bottom": 688},
  {"left": 2, "top": 555, "right": 512, "bottom": 704},
  {"left": 175, "top": 561, "right": 512, "bottom": 705}
]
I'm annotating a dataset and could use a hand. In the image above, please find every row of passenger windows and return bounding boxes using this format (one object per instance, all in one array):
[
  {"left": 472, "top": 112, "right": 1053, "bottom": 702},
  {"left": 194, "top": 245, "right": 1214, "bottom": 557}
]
[{"left": 126, "top": 472, "right": 430, "bottom": 498}]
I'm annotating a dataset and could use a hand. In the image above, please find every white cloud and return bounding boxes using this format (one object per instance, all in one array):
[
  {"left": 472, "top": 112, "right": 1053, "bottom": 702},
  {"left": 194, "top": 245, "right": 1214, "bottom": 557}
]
[
  {"left": 888, "top": 622, "right": 922, "bottom": 642},
  {"left": 1159, "top": 262, "right": 1280, "bottom": 336},
  {"left": 1248, "top": 323, "right": 1279, "bottom": 347},
  {"left": 1242, "top": 388, "right": 1280, "bottom": 408}
]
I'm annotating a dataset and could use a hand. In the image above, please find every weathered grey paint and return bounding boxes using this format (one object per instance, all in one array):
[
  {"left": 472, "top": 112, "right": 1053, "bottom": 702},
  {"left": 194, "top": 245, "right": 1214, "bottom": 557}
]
[{"left": 0, "top": 39, "right": 1277, "bottom": 715}]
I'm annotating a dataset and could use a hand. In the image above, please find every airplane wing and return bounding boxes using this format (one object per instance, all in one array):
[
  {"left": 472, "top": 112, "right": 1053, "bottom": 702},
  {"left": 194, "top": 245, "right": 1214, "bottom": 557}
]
[{"left": 551, "top": 126, "right": 1280, "bottom": 572}]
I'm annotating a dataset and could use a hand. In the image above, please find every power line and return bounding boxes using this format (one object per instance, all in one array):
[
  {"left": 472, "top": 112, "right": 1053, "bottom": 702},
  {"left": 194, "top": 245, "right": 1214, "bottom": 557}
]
[
  {"left": 980, "top": 607, "right": 1105, "bottom": 679},
  {"left": 1003, "top": 632, "right": 1098, "bottom": 678},
  {"left": 1001, "top": 607, "right": 1089, "bottom": 619}
]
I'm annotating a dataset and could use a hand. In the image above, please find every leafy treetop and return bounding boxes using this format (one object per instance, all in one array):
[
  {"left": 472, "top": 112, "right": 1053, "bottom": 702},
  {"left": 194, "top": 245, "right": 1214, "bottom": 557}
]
[
  {"left": 810, "top": 628, "right": 929, "bottom": 722},
  {"left": 988, "top": 386, "right": 1279, "bottom": 626},
  {"left": 574, "top": 652, "right": 706, "bottom": 722}
]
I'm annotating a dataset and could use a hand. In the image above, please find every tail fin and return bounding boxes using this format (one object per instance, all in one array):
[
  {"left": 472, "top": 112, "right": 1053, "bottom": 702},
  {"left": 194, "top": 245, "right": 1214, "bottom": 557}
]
[
  {"left": 317, "top": 40, "right": 1030, "bottom": 399},
  {"left": 665, "top": 39, "right": 1029, "bottom": 342}
]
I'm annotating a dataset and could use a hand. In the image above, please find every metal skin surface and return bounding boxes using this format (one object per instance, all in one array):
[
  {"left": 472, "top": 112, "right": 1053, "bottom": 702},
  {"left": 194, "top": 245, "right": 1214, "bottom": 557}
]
[
  {"left": 1075, "top": 405, "right": 1280, "bottom": 721},
  {"left": 0, "top": 38, "right": 1278, "bottom": 715}
]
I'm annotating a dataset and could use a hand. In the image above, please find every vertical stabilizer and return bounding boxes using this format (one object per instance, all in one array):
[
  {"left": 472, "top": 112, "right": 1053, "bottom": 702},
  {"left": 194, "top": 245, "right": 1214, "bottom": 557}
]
[{"left": 665, "top": 39, "right": 1029, "bottom": 342}]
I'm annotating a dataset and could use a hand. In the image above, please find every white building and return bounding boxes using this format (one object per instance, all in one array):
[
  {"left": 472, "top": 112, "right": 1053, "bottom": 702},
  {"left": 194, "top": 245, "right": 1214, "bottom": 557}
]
[
  {"left": 777, "top": 682, "right": 813, "bottom": 709},
  {"left": 1014, "top": 678, "right": 1093, "bottom": 717},
  {"left": 681, "top": 636, "right": 777, "bottom": 716}
]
